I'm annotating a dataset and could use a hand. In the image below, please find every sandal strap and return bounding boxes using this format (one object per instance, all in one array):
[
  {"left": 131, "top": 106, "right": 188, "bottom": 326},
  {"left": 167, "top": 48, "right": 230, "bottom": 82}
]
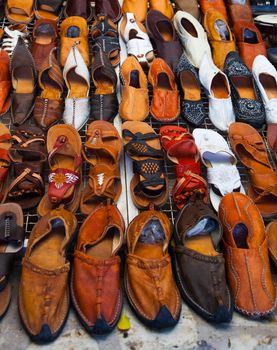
[
  {"left": 0, "top": 212, "right": 24, "bottom": 245},
  {"left": 92, "top": 15, "right": 118, "bottom": 37},
  {"left": 0, "top": 133, "right": 11, "bottom": 143},
  {"left": 37, "top": 0, "right": 63, "bottom": 13},
  {"left": 250, "top": 171, "right": 277, "bottom": 197},
  {"left": 49, "top": 135, "right": 82, "bottom": 169},
  {"left": 207, "top": 165, "right": 242, "bottom": 197},
  {"left": 123, "top": 129, "right": 164, "bottom": 158},
  {"left": 92, "top": 36, "right": 120, "bottom": 58},
  {"left": 133, "top": 159, "right": 165, "bottom": 194},
  {"left": 48, "top": 168, "right": 80, "bottom": 204}
]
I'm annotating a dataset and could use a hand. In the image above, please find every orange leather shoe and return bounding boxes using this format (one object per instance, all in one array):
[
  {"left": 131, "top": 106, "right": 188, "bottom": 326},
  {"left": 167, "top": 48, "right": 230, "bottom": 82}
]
[
  {"left": 60, "top": 16, "right": 89, "bottom": 67},
  {"left": 204, "top": 9, "right": 236, "bottom": 69},
  {"left": 226, "top": 0, "right": 252, "bottom": 27},
  {"left": 122, "top": 0, "right": 148, "bottom": 23},
  {"left": 0, "top": 50, "right": 11, "bottom": 116},
  {"left": 150, "top": 0, "right": 174, "bottom": 19},
  {"left": 219, "top": 192, "right": 276, "bottom": 318},
  {"left": 233, "top": 21, "right": 267, "bottom": 70},
  {"left": 148, "top": 58, "right": 180, "bottom": 122},
  {"left": 199, "top": 0, "right": 227, "bottom": 20},
  {"left": 267, "top": 221, "right": 277, "bottom": 268},
  {"left": 119, "top": 56, "right": 149, "bottom": 121},
  {"left": 71, "top": 203, "right": 125, "bottom": 334},
  {"left": 125, "top": 208, "right": 181, "bottom": 328}
]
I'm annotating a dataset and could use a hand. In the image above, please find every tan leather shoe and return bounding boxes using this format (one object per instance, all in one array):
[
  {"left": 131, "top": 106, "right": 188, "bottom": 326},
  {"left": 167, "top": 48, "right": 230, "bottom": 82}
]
[
  {"left": 60, "top": 16, "right": 89, "bottom": 67},
  {"left": 150, "top": 0, "right": 174, "bottom": 19},
  {"left": 18, "top": 208, "right": 77, "bottom": 343},
  {"left": 204, "top": 9, "right": 236, "bottom": 69},
  {"left": 125, "top": 208, "right": 181, "bottom": 328},
  {"left": 122, "top": 0, "right": 148, "bottom": 23},
  {"left": 219, "top": 192, "right": 277, "bottom": 318},
  {"left": 119, "top": 56, "right": 148, "bottom": 121}
]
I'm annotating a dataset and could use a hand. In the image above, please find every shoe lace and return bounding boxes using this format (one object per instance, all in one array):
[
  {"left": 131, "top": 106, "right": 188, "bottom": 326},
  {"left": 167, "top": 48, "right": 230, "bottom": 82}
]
[{"left": 2, "top": 27, "right": 29, "bottom": 56}]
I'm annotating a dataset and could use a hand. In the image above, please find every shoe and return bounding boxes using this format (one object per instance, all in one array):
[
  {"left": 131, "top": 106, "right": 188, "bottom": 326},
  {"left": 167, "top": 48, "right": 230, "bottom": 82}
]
[
  {"left": 10, "top": 37, "right": 37, "bottom": 126},
  {"left": 219, "top": 192, "right": 277, "bottom": 318},
  {"left": 175, "top": 54, "right": 205, "bottom": 126},
  {"left": 122, "top": 0, "right": 148, "bottom": 23},
  {"left": 150, "top": 0, "right": 174, "bottom": 19},
  {"left": 229, "top": 122, "right": 277, "bottom": 219},
  {"left": 95, "top": 0, "right": 122, "bottom": 23},
  {"left": 226, "top": 0, "right": 252, "bottom": 27},
  {"left": 146, "top": 10, "right": 183, "bottom": 71},
  {"left": 233, "top": 21, "right": 267, "bottom": 70},
  {"left": 31, "top": 19, "right": 58, "bottom": 72},
  {"left": 224, "top": 51, "right": 266, "bottom": 128},
  {"left": 204, "top": 9, "right": 236, "bottom": 70},
  {"left": 173, "top": 199, "right": 233, "bottom": 323},
  {"left": 252, "top": 55, "right": 277, "bottom": 125},
  {"left": 35, "top": 0, "right": 64, "bottom": 21},
  {"left": 173, "top": 0, "right": 200, "bottom": 20},
  {"left": 119, "top": 56, "right": 148, "bottom": 122},
  {"left": 63, "top": 45, "right": 90, "bottom": 130},
  {"left": 64, "top": 0, "right": 93, "bottom": 21},
  {"left": 34, "top": 48, "right": 64, "bottom": 129},
  {"left": 18, "top": 207, "right": 77, "bottom": 343},
  {"left": 60, "top": 16, "right": 89, "bottom": 67},
  {"left": 199, "top": 53, "right": 235, "bottom": 131},
  {"left": 173, "top": 11, "right": 211, "bottom": 69},
  {"left": 5, "top": 0, "right": 34, "bottom": 23},
  {"left": 267, "top": 221, "right": 277, "bottom": 268},
  {"left": 125, "top": 209, "right": 181, "bottom": 328},
  {"left": 71, "top": 203, "right": 124, "bottom": 334},
  {"left": 0, "top": 50, "right": 11, "bottom": 116},
  {"left": 199, "top": 0, "right": 227, "bottom": 19},
  {"left": 148, "top": 58, "right": 180, "bottom": 122},
  {"left": 91, "top": 45, "right": 118, "bottom": 122}
]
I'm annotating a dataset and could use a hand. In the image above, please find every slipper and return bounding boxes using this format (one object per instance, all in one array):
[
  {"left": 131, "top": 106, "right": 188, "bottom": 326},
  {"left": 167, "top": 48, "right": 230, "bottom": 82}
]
[
  {"left": 37, "top": 124, "right": 82, "bottom": 216},
  {"left": 160, "top": 125, "right": 208, "bottom": 209},
  {"left": 267, "top": 220, "right": 277, "bottom": 268},
  {"left": 0, "top": 203, "right": 24, "bottom": 319},
  {"left": 80, "top": 121, "right": 123, "bottom": 215},
  {"left": 193, "top": 128, "right": 245, "bottom": 212},
  {"left": 5, "top": 0, "right": 34, "bottom": 24},
  {"left": 34, "top": 0, "right": 64, "bottom": 21},
  {"left": 122, "top": 121, "right": 169, "bottom": 209},
  {"left": 229, "top": 122, "right": 277, "bottom": 219}
]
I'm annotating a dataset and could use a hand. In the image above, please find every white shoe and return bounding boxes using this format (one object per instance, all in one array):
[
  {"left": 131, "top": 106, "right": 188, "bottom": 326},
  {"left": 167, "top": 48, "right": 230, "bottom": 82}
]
[
  {"left": 252, "top": 55, "right": 277, "bottom": 124},
  {"left": 173, "top": 11, "right": 211, "bottom": 68},
  {"left": 63, "top": 45, "right": 90, "bottom": 130},
  {"left": 199, "top": 54, "right": 235, "bottom": 131}
]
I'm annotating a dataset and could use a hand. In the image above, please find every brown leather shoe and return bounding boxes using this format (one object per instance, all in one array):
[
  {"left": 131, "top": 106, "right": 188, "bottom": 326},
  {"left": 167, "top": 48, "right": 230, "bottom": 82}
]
[
  {"left": 18, "top": 207, "right": 77, "bottom": 343},
  {"left": 95, "top": 0, "right": 122, "bottom": 23},
  {"left": 150, "top": 0, "right": 174, "bottom": 19},
  {"left": 119, "top": 56, "right": 148, "bottom": 122},
  {"left": 125, "top": 208, "right": 181, "bottom": 329},
  {"left": 219, "top": 192, "right": 277, "bottom": 318},
  {"left": 122, "top": 0, "right": 147, "bottom": 23},
  {"left": 10, "top": 37, "right": 36, "bottom": 126},
  {"left": 64, "top": 0, "right": 93, "bottom": 22},
  {"left": 199, "top": 0, "right": 227, "bottom": 20},
  {"left": 173, "top": 199, "right": 233, "bottom": 323},
  {"left": 233, "top": 21, "right": 267, "bottom": 70},
  {"left": 146, "top": 10, "right": 183, "bottom": 71},
  {"left": 173, "top": 0, "right": 201, "bottom": 20},
  {"left": 71, "top": 203, "right": 124, "bottom": 334},
  {"left": 60, "top": 16, "right": 89, "bottom": 67},
  {"left": 31, "top": 19, "right": 58, "bottom": 72},
  {"left": 226, "top": 0, "right": 252, "bottom": 27},
  {"left": 148, "top": 58, "right": 180, "bottom": 122},
  {"left": 0, "top": 50, "right": 11, "bottom": 116},
  {"left": 204, "top": 9, "right": 236, "bottom": 69}
]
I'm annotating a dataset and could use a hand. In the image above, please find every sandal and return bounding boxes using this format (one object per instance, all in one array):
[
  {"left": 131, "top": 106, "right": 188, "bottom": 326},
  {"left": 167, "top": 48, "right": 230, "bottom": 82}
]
[
  {"left": 120, "top": 12, "right": 154, "bottom": 67},
  {"left": 229, "top": 122, "right": 277, "bottom": 219},
  {"left": 0, "top": 203, "right": 24, "bottom": 319},
  {"left": 5, "top": 0, "right": 34, "bottom": 24},
  {"left": 37, "top": 124, "right": 82, "bottom": 216},
  {"left": 160, "top": 126, "right": 208, "bottom": 210},
  {"left": 91, "top": 14, "right": 120, "bottom": 67},
  {"left": 0, "top": 124, "right": 11, "bottom": 200},
  {"left": 3, "top": 126, "right": 46, "bottom": 210},
  {"left": 193, "top": 128, "right": 245, "bottom": 212},
  {"left": 34, "top": 0, "right": 64, "bottom": 21},
  {"left": 34, "top": 48, "right": 64, "bottom": 130},
  {"left": 80, "top": 121, "right": 122, "bottom": 215},
  {"left": 122, "top": 121, "right": 169, "bottom": 209}
]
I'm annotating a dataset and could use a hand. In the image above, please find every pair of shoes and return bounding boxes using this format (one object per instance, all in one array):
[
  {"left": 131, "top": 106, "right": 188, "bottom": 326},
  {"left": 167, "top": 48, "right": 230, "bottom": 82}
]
[{"left": 120, "top": 56, "right": 180, "bottom": 123}]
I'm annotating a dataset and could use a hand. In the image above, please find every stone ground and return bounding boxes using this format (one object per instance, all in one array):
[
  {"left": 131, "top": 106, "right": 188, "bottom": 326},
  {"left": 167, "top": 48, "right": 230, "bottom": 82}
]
[{"left": 1, "top": 266, "right": 277, "bottom": 350}]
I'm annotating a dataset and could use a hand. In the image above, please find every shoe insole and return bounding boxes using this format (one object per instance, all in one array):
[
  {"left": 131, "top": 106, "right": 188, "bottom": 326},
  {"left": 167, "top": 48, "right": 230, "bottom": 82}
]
[
  {"left": 157, "top": 72, "right": 171, "bottom": 90},
  {"left": 13, "top": 66, "right": 34, "bottom": 94},
  {"left": 86, "top": 228, "right": 119, "bottom": 259},
  {"left": 243, "top": 28, "right": 258, "bottom": 44},
  {"left": 180, "top": 71, "right": 201, "bottom": 101},
  {"left": 135, "top": 242, "right": 163, "bottom": 259},
  {"left": 211, "top": 73, "right": 229, "bottom": 98},
  {"left": 259, "top": 73, "right": 277, "bottom": 99},
  {"left": 130, "top": 70, "right": 140, "bottom": 88},
  {"left": 233, "top": 223, "right": 248, "bottom": 248},
  {"left": 34, "top": 23, "right": 54, "bottom": 45},
  {"left": 66, "top": 26, "right": 80, "bottom": 38},
  {"left": 41, "top": 70, "right": 61, "bottom": 99},
  {"left": 156, "top": 20, "right": 173, "bottom": 41},
  {"left": 231, "top": 76, "right": 256, "bottom": 100},
  {"left": 214, "top": 20, "right": 230, "bottom": 41},
  {"left": 94, "top": 68, "right": 113, "bottom": 94},
  {"left": 181, "top": 18, "right": 197, "bottom": 37},
  {"left": 29, "top": 222, "right": 66, "bottom": 269},
  {"left": 67, "top": 68, "right": 88, "bottom": 98},
  {"left": 185, "top": 235, "right": 218, "bottom": 256}
]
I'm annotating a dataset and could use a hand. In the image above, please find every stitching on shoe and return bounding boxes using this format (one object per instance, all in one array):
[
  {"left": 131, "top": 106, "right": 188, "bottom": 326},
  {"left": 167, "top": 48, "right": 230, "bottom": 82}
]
[
  {"left": 228, "top": 247, "right": 240, "bottom": 303},
  {"left": 245, "top": 254, "right": 257, "bottom": 312},
  {"left": 259, "top": 245, "right": 276, "bottom": 305}
]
